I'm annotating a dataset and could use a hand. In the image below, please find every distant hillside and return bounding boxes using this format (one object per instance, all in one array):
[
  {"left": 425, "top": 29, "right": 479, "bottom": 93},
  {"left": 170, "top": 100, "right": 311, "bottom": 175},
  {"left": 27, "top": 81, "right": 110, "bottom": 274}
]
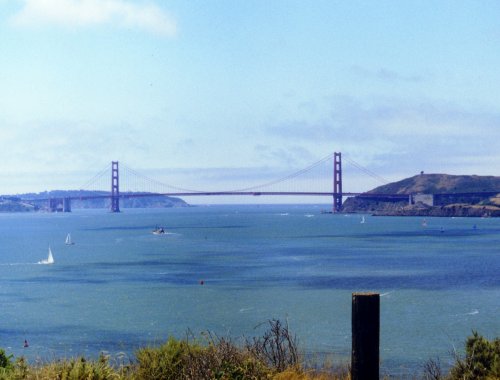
[
  {"left": 367, "top": 173, "right": 500, "bottom": 195},
  {"left": 0, "top": 197, "right": 37, "bottom": 212},
  {"left": 342, "top": 173, "right": 500, "bottom": 217},
  {"left": 0, "top": 190, "right": 189, "bottom": 212}
]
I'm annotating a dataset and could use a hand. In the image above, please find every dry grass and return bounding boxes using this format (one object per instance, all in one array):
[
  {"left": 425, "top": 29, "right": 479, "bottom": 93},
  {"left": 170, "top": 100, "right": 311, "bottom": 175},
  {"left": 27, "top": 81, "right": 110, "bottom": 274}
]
[{"left": 273, "top": 367, "right": 350, "bottom": 380}]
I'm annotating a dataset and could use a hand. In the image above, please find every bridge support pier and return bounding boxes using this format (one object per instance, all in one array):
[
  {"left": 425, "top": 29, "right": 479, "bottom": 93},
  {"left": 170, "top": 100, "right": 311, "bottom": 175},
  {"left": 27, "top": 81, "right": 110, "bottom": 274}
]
[
  {"left": 48, "top": 199, "right": 58, "bottom": 212},
  {"left": 333, "top": 152, "right": 343, "bottom": 213},
  {"left": 48, "top": 198, "right": 71, "bottom": 212},
  {"left": 63, "top": 198, "right": 71, "bottom": 212}
]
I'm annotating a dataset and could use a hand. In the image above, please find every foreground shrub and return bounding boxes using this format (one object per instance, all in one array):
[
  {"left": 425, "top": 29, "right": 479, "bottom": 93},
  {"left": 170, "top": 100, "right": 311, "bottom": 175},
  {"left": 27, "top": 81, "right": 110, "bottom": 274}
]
[
  {"left": 449, "top": 331, "right": 500, "bottom": 380},
  {"left": 135, "top": 337, "right": 192, "bottom": 380},
  {"left": 247, "top": 319, "right": 299, "bottom": 372},
  {"left": 135, "top": 320, "right": 298, "bottom": 379},
  {"left": 17, "top": 354, "right": 124, "bottom": 380},
  {"left": 135, "top": 334, "right": 273, "bottom": 380},
  {"left": 0, "top": 350, "right": 14, "bottom": 380},
  {"left": 0, "top": 349, "right": 13, "bottom": 370},
  {"left": 1, "top": 326, "right": 498, "bottom": 379}
]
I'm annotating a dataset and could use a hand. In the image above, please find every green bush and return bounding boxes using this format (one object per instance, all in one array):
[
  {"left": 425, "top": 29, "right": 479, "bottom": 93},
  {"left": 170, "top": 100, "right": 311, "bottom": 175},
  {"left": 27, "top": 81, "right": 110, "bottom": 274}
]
[
  {"left": 135, "top": 337, "right": 193, "bottom": 380},
  {"left": 0, "top": 350, "right": 13, "bottom": 370},
  {"left": 184, "top": 334, "right": 272, "bottom": 379},
  {"left": 20, "top": 354, "right": 121, "bottom": 380},
  {"left": 135, "top": 334, "right": 273, "bottom": 380},
  {"left": 1, "top": 328, "right": 498, "bottom": 379},
  {"left": 0, "top": 349, "right": 14, "bottom": 380},
  {"left": 450, "top": 331, "right": 500, "bottom": 380}
]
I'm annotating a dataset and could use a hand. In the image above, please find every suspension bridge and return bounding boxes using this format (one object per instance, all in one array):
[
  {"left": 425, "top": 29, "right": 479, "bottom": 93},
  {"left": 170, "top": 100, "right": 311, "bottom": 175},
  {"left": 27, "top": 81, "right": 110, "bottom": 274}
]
[{"left": 19, "top": 152, "right": 497, "bottom": 213}]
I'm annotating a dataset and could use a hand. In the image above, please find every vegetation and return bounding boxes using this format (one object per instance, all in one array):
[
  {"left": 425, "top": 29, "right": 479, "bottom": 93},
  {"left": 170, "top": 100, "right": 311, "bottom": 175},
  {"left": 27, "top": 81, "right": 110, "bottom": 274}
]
[
  {"left": 0, "top": 325, "right": 498, "bottom": 379},
  {"left": 448, "top": 331, "right": 500, "bottom": 380},
  {"left": 342, "top": 173, "right": 500, "bottom": 216},
  {"left": 366, "top": 174, "right": 500, "bottom": 195}
]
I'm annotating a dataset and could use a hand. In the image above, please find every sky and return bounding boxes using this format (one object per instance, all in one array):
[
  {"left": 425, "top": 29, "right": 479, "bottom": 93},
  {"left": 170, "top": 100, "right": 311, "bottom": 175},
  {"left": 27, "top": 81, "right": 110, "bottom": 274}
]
[{"left": 1, "top": 0, "right": 500, "bottom": 203}]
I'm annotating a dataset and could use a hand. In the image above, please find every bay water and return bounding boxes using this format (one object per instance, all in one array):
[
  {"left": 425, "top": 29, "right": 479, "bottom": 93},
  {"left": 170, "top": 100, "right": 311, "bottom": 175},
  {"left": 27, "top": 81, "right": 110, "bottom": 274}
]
[{"left": 0, "top": 205, "right": 498, "bottom": 376}]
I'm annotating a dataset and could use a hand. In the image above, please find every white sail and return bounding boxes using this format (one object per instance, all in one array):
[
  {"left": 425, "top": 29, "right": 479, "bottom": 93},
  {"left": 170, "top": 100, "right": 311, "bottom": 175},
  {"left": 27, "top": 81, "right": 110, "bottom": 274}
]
[
  {"left": 47, "top": 247, "right": 54, "bottom": 264},
  {"left": 39, "top": 246, "right": 54, "bottom": 265},
  {"left": 65, "top": 233, "right": 74, "bottom": 245}
]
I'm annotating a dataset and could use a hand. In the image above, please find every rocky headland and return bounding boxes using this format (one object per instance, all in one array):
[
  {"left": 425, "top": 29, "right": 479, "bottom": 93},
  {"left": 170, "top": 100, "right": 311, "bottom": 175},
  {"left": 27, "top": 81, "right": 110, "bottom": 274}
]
[{"left": 342, "top": 173, "right": 500, "bottom": 217}]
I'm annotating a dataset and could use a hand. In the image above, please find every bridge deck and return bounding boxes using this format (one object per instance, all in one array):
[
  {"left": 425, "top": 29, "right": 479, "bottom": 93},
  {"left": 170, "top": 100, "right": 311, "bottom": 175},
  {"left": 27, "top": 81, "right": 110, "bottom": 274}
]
[{"left": 22, "top": 190, "right": 499, "bottom": 202}]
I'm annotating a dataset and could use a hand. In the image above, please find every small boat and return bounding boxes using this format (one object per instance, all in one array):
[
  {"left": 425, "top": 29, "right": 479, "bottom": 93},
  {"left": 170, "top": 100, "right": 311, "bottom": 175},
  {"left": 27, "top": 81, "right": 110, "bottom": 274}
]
[
  {"left": 39, "top": 246, "right": 54, "bottom": 265},
  {"left": 65, "top": 233, "right": 75, "bottom": 245},
  {"left": 152, "top": 226, "right": 166, "bottom": 235},
  {"left": 360, "top": 216, "right": 366, "bottom": 224}
]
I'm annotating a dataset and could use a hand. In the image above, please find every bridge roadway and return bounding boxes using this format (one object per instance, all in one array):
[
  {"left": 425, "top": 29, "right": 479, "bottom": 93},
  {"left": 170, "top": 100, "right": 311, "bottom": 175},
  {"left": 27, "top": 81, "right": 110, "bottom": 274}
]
[
  {"left": 22, "top": 190, "right": 498, "bottom": 212},
  {"left": 24, "top": 191, "right": 407, "bottom": 201},
  {"left": 24, "top": 190, "right": 499, "bottom": 202}
]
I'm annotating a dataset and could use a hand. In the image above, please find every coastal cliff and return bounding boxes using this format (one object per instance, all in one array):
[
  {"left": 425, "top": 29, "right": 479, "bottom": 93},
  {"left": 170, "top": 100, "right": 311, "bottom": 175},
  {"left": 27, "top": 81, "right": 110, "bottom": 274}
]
[{"left": 342, "top": 173, "right": 500, "bottom": 217}]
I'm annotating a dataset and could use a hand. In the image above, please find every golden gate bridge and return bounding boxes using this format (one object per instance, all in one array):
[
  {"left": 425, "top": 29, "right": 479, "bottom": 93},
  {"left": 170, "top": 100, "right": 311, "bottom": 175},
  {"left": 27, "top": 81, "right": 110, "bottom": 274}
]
[{"left": 20, "top": 152, "right": 497, "bottom": 213}]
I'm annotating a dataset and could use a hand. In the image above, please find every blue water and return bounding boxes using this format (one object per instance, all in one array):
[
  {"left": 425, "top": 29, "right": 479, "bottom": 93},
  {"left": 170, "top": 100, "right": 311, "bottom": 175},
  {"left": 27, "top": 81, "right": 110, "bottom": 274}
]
[{"left": 0, "top": 205, "right": 498, "bottom": 376}]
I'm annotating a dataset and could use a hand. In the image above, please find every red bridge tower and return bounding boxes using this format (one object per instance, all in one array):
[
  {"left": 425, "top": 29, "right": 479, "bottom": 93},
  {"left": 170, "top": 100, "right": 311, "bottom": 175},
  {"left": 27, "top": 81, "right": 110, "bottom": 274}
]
[
  {"left": 111, "top": 161, "right": 120, "bottom": 213},
  {"left": 333, "top": 152, "right": 342, "bottom": 213}
]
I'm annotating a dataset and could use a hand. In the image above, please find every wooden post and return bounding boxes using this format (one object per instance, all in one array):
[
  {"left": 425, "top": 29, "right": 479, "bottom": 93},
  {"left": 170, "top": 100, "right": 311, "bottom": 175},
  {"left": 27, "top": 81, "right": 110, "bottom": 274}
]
[{"left": 351, "top": 292, "right": 380, "bottom": 380}]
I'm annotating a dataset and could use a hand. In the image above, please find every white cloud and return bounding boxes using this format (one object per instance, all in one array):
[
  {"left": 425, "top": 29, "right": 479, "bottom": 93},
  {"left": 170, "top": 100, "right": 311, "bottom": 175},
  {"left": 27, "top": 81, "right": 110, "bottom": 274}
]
[
  {"left": 264, "top": 96, "right": 500, "bottom": 180},
  {"left": 11, "top": 0, "right": 177, "bottom": 37},
  {"left": 350, "top": 65, "right": 426, "bottom": 83}
]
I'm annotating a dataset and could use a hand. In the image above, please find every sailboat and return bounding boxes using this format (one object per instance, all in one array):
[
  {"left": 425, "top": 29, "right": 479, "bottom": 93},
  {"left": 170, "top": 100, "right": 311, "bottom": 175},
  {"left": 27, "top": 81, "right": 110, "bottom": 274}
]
[
  {"left": 39, "top": 246, "right": 54, "bottom": 265},
  {"left": 152, "top": 226, "right": 166, "bottom": 235},
  {"left": 65, "top": 233, "right": 75, "bottom": 245},
  {"left": 360, "top": 216, "right": 366, "bottom": 224}
]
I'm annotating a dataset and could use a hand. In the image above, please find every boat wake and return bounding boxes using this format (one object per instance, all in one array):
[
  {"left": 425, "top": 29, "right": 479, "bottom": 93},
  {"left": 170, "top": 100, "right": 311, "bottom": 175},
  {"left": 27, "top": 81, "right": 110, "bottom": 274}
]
[
  {"left": 454, "top": 309, "right": 479, "bottom": 317},
  {"left": 0, "top": 262, "right": 37, "bottom": 266},
  {"left": 239, "top": 307, "right": 254, "bottom": 313},
  {"left": 380, "top": 291, "right": 394, "bottom": 297}
]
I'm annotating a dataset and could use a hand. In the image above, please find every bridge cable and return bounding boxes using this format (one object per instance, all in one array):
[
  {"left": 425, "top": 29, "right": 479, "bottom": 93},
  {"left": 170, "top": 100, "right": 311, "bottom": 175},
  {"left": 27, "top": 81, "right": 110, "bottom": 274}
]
[
  {"left": 229, "top": 152, "right": 335, "bottom": 192},
  {"left": 343, "top": 156, "right": 390, "bottom": 185},
  {"left": 120, "top": 153, "right": 335, "bottom": 194},
  {"left": 78, "top": 163, "right": 112, "bottom": 192},
  {"left": 120, "top": 164, "right": 206, "bottom": 193}
]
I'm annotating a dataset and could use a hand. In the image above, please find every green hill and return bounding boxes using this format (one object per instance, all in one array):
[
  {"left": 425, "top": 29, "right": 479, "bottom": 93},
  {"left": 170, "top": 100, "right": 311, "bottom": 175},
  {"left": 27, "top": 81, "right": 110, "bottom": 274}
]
[
  {"left": 368, "top": 173, "right": 500, "bottom": 195},
  {"left": 342, "top": 173, "right": 500, "bottom": 217}
]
